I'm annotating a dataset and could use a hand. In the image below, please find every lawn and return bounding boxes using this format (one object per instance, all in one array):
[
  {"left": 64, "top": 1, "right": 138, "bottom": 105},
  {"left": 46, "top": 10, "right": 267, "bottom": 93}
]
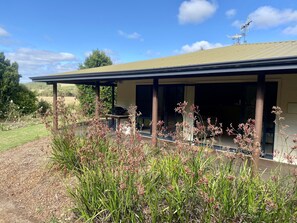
[{"left": 0, "top": 124, "right": 49, "bottom": 152}]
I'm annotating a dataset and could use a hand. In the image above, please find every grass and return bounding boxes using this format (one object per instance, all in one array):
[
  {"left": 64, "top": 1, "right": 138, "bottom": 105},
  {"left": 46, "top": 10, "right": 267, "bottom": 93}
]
[
  {"left": 25, "top": 82, "right": 77, "bottom": 97},
  {"left": 0, "top": 124, "right": 49, "bottom": 152},
  {"left": 38, "top": 96, "right": 78, "bottom": 106}
]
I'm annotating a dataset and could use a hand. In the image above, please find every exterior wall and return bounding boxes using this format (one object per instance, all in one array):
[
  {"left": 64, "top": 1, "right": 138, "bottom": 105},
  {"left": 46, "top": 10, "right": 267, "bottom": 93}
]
[
  {"left": 116, "top": 74, "right": 297, "bottom": 163},
  {"left": 273, "top": 74, "right": 297, "bottom": 163}
]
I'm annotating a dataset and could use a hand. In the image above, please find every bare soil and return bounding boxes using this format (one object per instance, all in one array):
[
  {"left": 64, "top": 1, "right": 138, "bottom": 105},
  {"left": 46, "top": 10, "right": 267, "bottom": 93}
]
[{"left": 0, "top": 137, "right": 75, "bottom": 223}]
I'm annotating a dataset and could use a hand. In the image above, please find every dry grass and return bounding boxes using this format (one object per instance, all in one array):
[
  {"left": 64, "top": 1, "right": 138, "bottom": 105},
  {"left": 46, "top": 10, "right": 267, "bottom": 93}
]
[{"left": 38, "top": 96, "right": 78, "bottom": 106}]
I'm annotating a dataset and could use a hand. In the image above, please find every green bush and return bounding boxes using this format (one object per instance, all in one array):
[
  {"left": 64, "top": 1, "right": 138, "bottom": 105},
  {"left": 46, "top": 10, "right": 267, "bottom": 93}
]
[
  {"left": 0, "top": 53, "right": 38, "bottom": 118},
  {"left": 68, "top": 143, "right": 297, "bottom": 222},
  {"left": 13, "top": 84, "right": 38, "bottom": 115},
  {"left": 37, "top": 99, "right": 51, "bottom": 116},
  {"left": 1, "top": 85, "right": 37, "bottom": 121},
  {"left": 51, "top": 135, "right": 81, "bottom": 172},
  {"left": 76, "top": 49, "right": 115, "bottom": 116},
  {"left": 76, "top": 85, "right": 95, "bottom": 115},
  {"left": 76, "top": 85, "right": 116, "bottom": 115},
  {"left": 49, "top": 103, "right": 297, "bottom": 222}
]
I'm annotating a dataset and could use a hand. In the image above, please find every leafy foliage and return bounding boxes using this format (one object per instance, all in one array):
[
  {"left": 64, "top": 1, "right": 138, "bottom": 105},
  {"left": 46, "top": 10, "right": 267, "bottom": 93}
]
[
  {"left": 0, "top": 52, "right": 20, "bottom": 117},
  {"left": 37, "top": 99, "right": 51, "bottom": 116},
  {"left": 15, "top": 84, "right": 38, "bottom": 114},
  {"left": 79, "top": 50, "right": 112, "bottom": 69},
  {"left": 76, "top": 50, "right": 115, "bottom": 115},
  {"left": 50, "top": 101, "right": 297, "bottom": 223},
  {"left": 0, "top": 52, "right": 37, "bottom": 118}
]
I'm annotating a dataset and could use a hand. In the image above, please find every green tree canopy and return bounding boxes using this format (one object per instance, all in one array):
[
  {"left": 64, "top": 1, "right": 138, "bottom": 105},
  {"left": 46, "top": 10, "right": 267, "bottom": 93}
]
[
  {"left": 77, "top": 50, "right": 114, "bottom": 115},
  {"left": 79, "top": 50, "right": 112, "bottom": 69},
  {"left": 0, "top": 52, "right": 37, "bottom": 118}
]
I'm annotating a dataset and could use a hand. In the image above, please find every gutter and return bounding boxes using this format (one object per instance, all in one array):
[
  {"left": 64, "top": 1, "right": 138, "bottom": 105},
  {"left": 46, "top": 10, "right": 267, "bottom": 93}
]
[{"left": 30, "top": 56, "right": 297, "bottom": 83}]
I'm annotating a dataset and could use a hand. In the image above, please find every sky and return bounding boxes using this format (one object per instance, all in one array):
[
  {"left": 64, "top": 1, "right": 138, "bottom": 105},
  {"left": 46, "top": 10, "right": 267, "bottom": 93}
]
[{"left": 1, "top": 0, "right": 297, "bottom": 82}]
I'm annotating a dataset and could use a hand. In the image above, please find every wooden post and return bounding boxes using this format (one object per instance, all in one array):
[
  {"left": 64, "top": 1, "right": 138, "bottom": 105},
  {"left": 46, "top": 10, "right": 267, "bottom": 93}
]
[
  {"left": 111, "top": 85, "right": 115, "bottom": 127},
  {"left": 95, "top": 82, "right": 100, "bottom": 119},
  {"left": 112, "top": 85, "right": 115, "bottom": 111},
  {"left": 53, "top": 83, "right": 58, "bottom": 131},
  {"left": 152, "top": 78, "right": 159, "bottom": 146},
  {"left": 253, "top": 74, "right": 265, "bottom": 174}
]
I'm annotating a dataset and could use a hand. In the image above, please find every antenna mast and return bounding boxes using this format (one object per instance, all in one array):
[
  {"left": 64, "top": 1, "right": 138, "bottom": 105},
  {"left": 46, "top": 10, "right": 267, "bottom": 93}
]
[
  {"left": 241, "top": 20, "right": 252, "bottom": 43},
  {"left": 228, "top": 34, "right": 243, "bottom": 45},
  {"left": 228, "top": 19, "right": 252, "bottom": 45}
]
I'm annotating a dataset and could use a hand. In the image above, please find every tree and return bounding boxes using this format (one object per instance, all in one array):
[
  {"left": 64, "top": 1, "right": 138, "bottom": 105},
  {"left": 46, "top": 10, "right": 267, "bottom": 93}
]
[
  {"left": 0, "top": 52, "right": 37, "bottom": 118},
  {"left": 77, "top": 50, "right": 115, "bottom": 115}
]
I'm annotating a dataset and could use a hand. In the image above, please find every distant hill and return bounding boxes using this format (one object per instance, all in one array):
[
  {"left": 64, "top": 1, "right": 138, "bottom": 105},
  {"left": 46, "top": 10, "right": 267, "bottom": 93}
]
[{"left": 25, "top": 82, "right": 78, "bottom": 97}]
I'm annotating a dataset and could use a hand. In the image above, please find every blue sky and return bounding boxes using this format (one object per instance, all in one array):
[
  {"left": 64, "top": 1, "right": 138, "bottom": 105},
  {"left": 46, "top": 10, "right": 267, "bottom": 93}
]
[{"left": 0, "top": 0, "right": 297, "bottom": 82}]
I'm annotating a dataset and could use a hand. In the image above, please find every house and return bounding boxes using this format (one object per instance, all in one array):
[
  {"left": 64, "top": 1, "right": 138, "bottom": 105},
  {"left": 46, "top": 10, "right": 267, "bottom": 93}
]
[{"left": 31, "top": 41, "right": 297, "bottom": 162}]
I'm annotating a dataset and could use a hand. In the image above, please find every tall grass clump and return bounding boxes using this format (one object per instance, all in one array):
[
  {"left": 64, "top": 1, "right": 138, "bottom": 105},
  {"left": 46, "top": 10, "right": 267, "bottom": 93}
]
[
  {"left": 46, "top": 98, "right": 111, "bottom": 172},
  {"left": 50, "top": 101, "right": 297, "bottom": 222}
]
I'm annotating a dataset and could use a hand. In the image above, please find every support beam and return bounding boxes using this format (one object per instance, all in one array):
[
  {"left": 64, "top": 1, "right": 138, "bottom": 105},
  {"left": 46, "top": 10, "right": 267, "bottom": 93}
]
[
  {"left": 95, "top": 82, "right": 100, "bottom": 119},
  {"left": 111, "top": 85, "right": 115, "bottom": 127},
  {"left": 253, "top": 74, "right": 265, "bottom": 173},
  {"left": 53, "top": 83, "right": 58, "bottom": 131},
  {"left": 151, "top": 78, "right": 159, "bottom": 146},
  {"left": 112, "top": 85, "right": 115, "bottom": 111}
]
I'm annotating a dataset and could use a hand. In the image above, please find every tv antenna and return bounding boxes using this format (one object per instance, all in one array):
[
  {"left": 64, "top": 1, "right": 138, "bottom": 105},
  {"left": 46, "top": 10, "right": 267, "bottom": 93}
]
[
  {"left": 228, "top": 19, "right": 252, "bottom": 45},
  {"left": 241, "top": 20, "right": 252, "bottom": 43},
  {"left": 228, "top": 34, "right": 243, "bottom": 45}
]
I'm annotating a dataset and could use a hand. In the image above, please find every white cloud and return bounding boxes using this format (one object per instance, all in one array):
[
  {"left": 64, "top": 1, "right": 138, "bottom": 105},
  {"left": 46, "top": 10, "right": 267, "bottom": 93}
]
[
  {"left": 118, "top": 30, "right": 144, "bottom": 41},
  {"left": 6, "top": 48, "right": 78, "bottom": 81},
  {"left": 103, "top": 48, "right": 121, "bottom": 64},
  {"left": 7, "top": 48, "right": 76, "bottom": 65},
  {"left": 231, "top": 20, "right": 243, "bottom": 28},
  {"left": 226, "top": 9, "right": 237, "bottom": 18},
  {"left": 84, "top": 51, "right": 92, "bottom": 58},
  {"left": 178, "top": 0, "right": 217, "bottom": 24},
  {"left": 179, "top": 40, "right": 223, "bottom": 53},
  {"left": 283, "top": 25, "right": 297, "bottom": 35},
  {"left": 0, "top": 27, "right": 9, "bottom": 37},
  {"left": 248, "top": 6, "right": 297, "bottom": 29}
]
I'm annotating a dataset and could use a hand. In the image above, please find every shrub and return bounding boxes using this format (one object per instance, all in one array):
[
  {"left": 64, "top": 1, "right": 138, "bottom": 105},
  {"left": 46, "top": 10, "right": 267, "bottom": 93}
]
[
  {"left": 4, "top": 100, "right": 22, "bottom": 122},
  {"left": 13, "top": 84, "right": 38, "bottom": 115},
  {"left": 48, "top": 98, "right": 111, "bottom": 172},
  {"left": 76, "top": 50, "right": 115, "bottom": 116},
  {"left": 0, "top": 84, "right": 38, "bottom": 119},
  {"left": 50, "top": 102, "right": 297, "bottom": 222},
  {"left": 51, "top": 134, "right": 81, "bottom": 172},
  {"left": 76, "top": 85, "right": 96, "bottom": 116},
  {"left": 77, "top": 85, "right": 116, "bottom": 115},
  {"left": 0, "top": 52, "right": 38, "bottom": 118},
  {"left": 37, "top": 99, "right": 51, "bottom": 116},
  {"left": 69, "top": 144, "right": 297, "bottom": 222}
]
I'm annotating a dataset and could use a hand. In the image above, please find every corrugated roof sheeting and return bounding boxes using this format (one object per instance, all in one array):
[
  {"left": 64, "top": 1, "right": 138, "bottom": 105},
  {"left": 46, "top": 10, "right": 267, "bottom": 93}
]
[{"left": 56, "top": 41, "right": 297, "bottom": 76}]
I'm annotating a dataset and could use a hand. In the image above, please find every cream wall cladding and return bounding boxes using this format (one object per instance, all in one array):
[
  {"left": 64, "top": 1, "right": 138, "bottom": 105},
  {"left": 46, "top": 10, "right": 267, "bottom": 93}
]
[
  {"left": 274, "top": 74, "right": 297, "bottom": 163},
  {"left": 116, "top": 74, "right": 297, "bottom": 163}
]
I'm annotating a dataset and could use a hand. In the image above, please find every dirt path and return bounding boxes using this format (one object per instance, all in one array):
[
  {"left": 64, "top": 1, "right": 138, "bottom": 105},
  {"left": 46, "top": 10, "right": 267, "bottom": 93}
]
[{"left": 0, "top": 137, "right": 74, "bottom": 223}]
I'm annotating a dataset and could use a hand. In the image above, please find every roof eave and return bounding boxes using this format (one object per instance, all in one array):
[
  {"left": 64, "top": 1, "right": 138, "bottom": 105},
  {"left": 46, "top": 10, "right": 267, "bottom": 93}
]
[{"left": 30, "top": 56, "right": 297, "bottom": 83}]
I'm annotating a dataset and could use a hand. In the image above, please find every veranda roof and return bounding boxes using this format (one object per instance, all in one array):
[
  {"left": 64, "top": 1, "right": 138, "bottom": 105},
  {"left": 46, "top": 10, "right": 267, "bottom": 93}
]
[{"left": 31, "top": 41, "right": 297, "bottom": 84}]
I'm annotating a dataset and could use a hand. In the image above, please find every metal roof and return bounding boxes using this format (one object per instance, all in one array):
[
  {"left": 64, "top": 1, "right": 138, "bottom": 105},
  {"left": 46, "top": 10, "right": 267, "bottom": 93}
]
[{"left": 31, "top": 41, "right": 297, "bottom": 84}]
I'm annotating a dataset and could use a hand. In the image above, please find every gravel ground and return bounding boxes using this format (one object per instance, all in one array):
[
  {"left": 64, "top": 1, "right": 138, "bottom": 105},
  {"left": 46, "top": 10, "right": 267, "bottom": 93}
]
[{"left": 0, "top": 137, "right": 76, "bottom": 223}]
